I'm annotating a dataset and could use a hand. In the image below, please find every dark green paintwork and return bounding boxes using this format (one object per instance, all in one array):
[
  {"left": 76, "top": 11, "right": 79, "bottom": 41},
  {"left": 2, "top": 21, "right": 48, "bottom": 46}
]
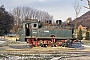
[
  {"left": 19, "top": 19, "right": 73, "bottom": 42},
  {"left": 32, "top": 29, "right": 72, "bottom": 38}
]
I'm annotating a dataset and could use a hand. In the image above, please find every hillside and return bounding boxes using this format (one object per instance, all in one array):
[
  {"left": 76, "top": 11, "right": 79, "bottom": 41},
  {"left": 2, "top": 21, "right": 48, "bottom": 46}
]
[{"left": 71, "top": 11, "right": 90, "bottom": 29}]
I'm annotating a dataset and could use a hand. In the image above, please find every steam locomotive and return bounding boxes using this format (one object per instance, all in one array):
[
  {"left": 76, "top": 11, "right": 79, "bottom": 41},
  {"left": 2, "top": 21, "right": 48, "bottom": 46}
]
[{"left": 18, "top": 19, "right": 76, "bottom": 47}]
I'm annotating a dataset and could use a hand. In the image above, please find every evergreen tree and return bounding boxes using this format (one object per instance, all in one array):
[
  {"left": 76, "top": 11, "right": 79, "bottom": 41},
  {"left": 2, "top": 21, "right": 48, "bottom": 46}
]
[
  {"left": 0, "top": 5, "right": 14, "bottom": 35},
  {"left": 77, "top": 28, "right": 83, "bottom": 40},
  {"left": 85, "top": 31, "right": 90, "bottom": 40}
]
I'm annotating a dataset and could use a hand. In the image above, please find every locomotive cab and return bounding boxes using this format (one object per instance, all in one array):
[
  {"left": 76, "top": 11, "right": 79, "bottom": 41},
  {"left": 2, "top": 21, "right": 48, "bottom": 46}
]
[
  {"left": 19, "top": 19, "right": 39, "bottom": 42},
  {"left": 25, "top": 21, "right": 38, "bottom": 36}
]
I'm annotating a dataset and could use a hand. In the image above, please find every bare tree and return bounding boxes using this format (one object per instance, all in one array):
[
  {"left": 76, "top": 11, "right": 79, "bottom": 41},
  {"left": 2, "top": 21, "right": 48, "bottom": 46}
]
[
  {"left": 87, "top": 0, "right": 90, "bottom": 8},
  {"left": 10, "top": 6, "right": 53, "bottom": 32},
  {"left": 73, "top": 0, "right": 82, "bottom": 34},
  {"left": 73, "top": 0, "right": 82, "bottom": 18},
  {"left": 81, "top": 0, "right": 90, "bottom": 10}
]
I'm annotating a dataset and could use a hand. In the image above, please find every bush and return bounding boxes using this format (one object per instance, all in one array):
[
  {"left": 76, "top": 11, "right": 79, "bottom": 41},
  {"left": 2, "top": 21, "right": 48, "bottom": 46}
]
[
  {"left": 77, "top": 28, "right": 83, "bottom": 40},
  {"left": 85, "top": 32, "right": 90, "bottom": 40}
]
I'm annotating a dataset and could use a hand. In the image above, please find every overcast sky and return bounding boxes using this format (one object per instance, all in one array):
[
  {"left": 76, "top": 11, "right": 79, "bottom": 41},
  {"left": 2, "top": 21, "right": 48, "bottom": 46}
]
[{"left": 0, "top": 0, "right": 89, "bottom": 21}]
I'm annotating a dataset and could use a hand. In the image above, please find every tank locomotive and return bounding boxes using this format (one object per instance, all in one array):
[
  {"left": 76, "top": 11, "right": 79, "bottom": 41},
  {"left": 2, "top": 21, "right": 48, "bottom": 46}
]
[{"left": 18, "top": 19, "right": 75, "bottom": 47}]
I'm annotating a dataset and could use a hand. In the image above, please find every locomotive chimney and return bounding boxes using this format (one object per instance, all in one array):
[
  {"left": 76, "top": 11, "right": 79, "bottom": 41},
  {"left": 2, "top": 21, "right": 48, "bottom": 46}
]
[{"left": 56, "top": 20, "right": 62, "bottom": 27}]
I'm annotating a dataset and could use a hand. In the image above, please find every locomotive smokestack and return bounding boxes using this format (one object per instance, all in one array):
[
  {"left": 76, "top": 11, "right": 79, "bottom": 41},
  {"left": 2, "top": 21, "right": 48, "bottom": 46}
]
[{"left": 56, "top": 20, "right": 62, "bottom": 27}]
